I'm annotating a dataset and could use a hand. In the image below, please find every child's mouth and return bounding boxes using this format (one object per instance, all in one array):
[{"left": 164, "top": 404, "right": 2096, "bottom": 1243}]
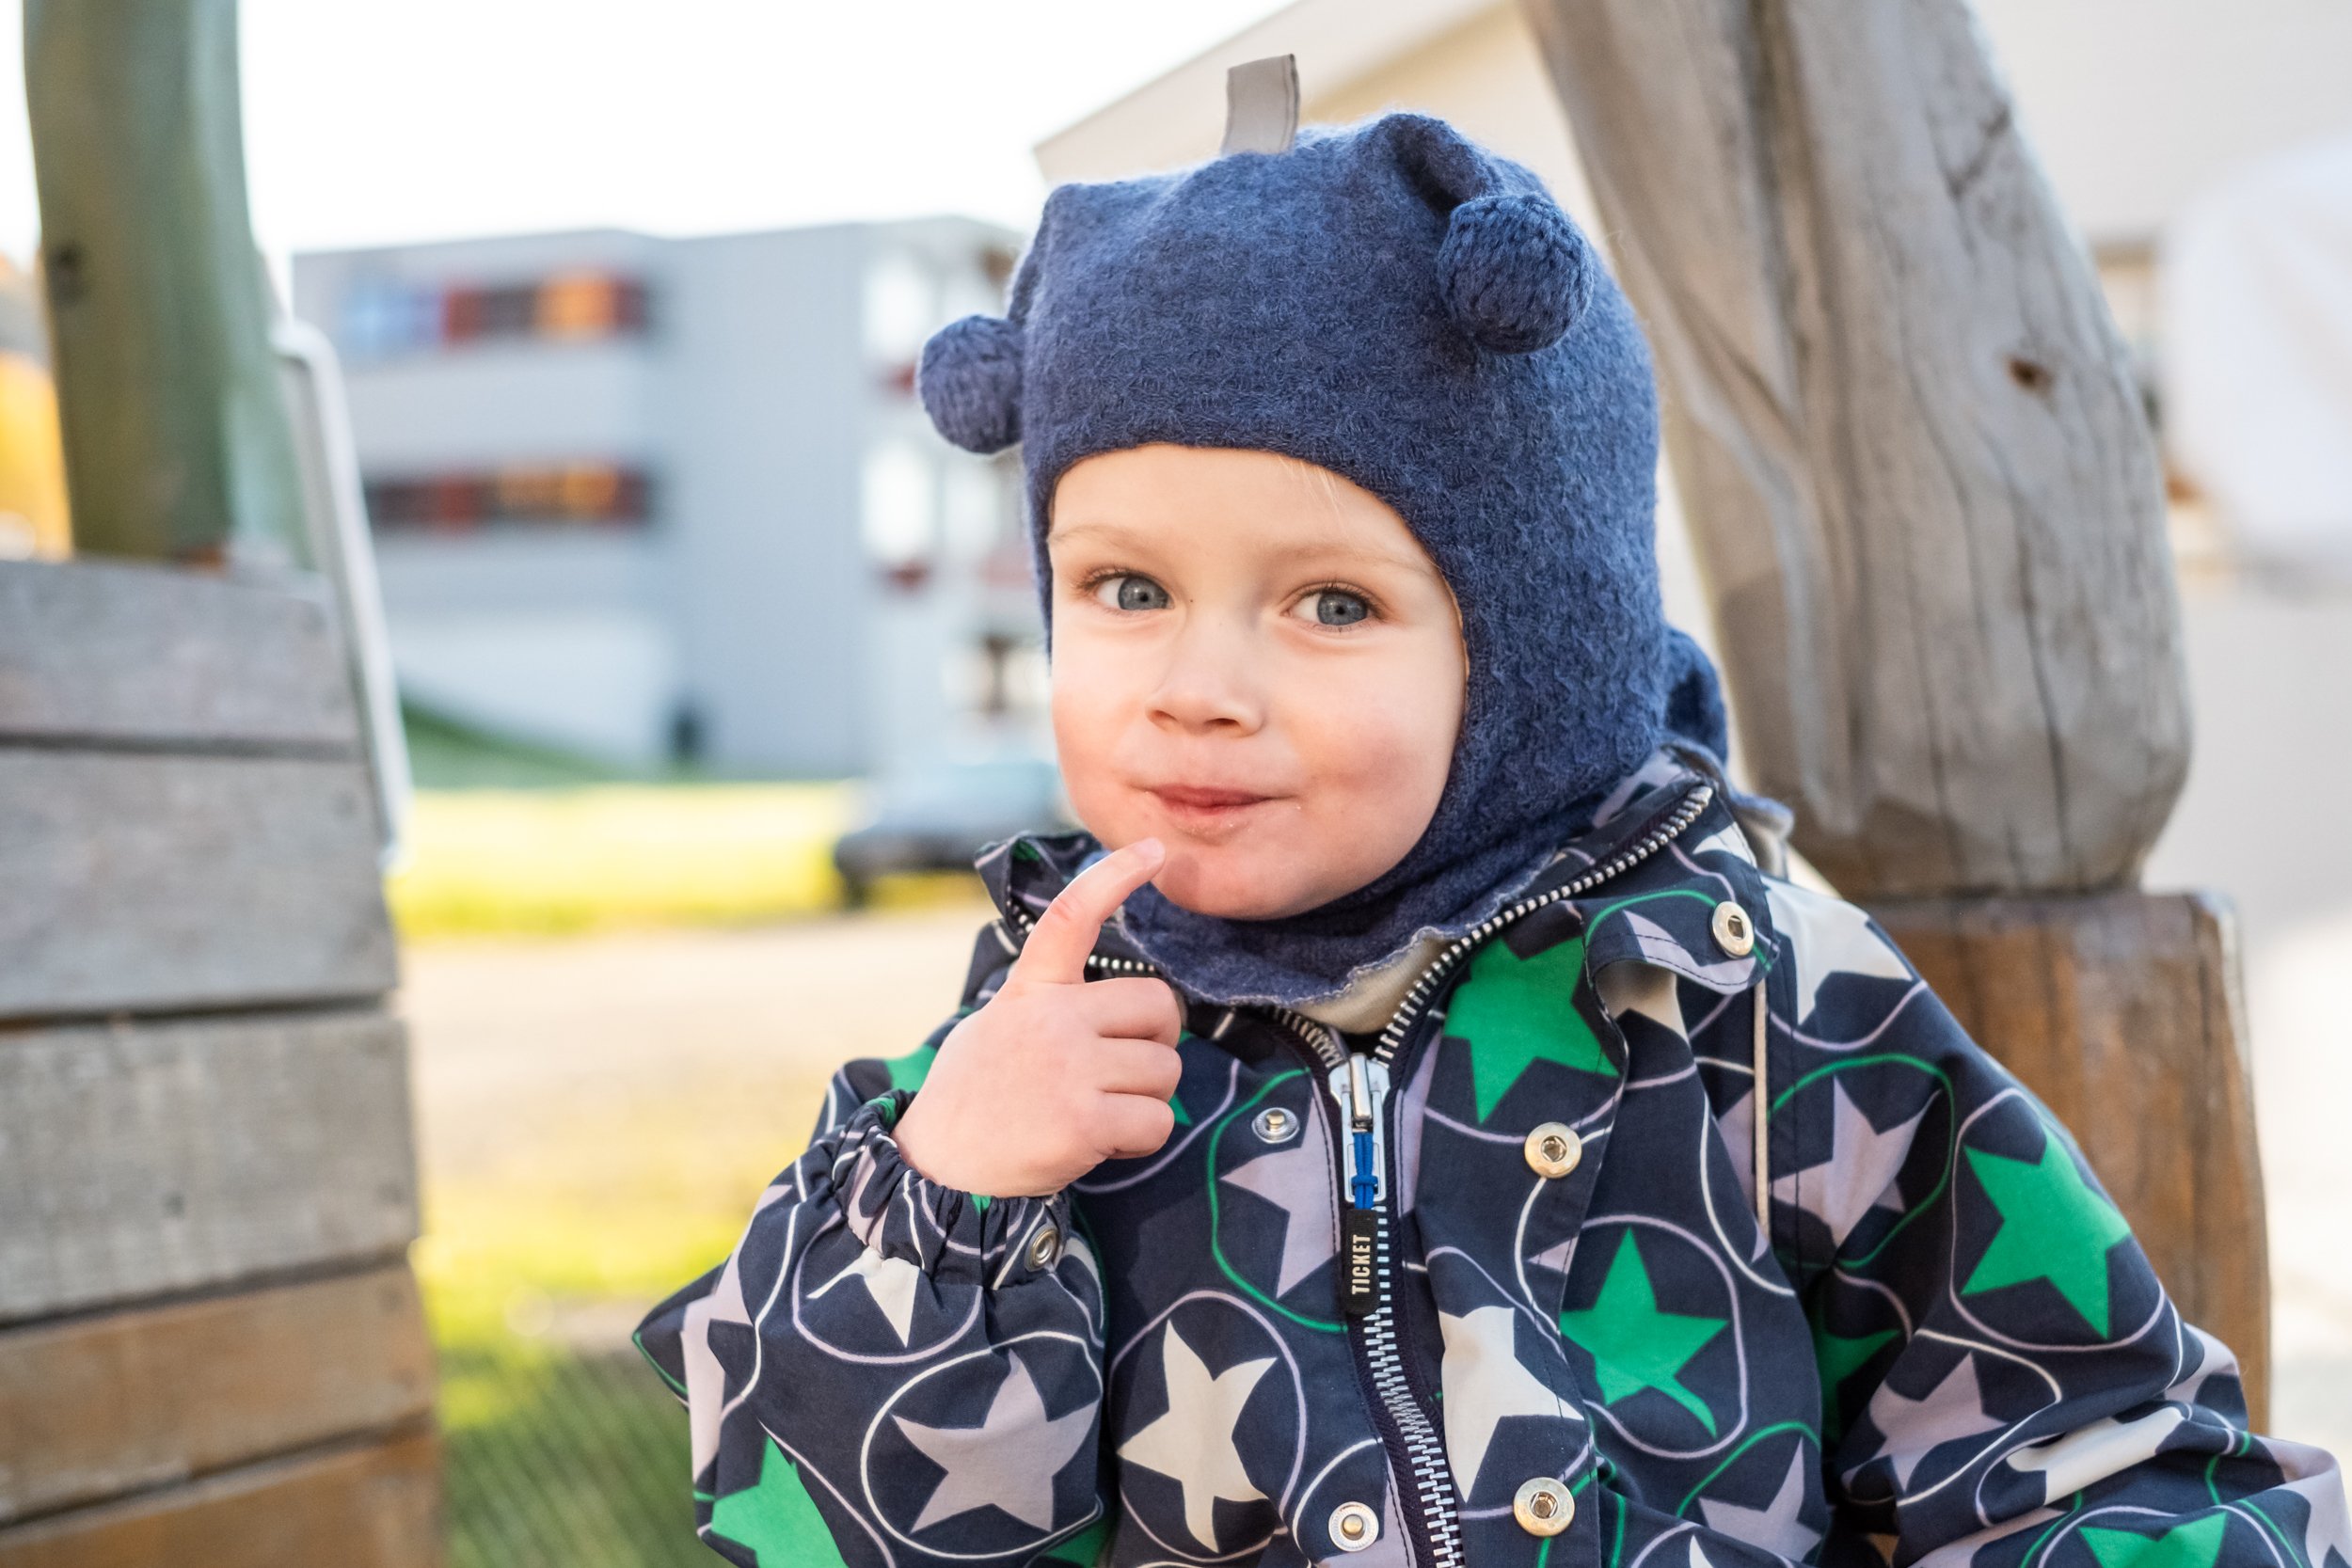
[{"left": 1144, "top": 784, "right": 1277, "bottom": 832}]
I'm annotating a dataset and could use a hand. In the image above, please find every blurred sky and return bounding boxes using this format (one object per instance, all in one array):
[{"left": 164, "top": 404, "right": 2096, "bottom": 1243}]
[{"left": 0, "top": 0, "right": 1283, "bottom": 296}]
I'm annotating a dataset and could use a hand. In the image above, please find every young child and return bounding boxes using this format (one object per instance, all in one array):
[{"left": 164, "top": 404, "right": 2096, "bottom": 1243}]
[{"left": 637, "top": 113, "right": 2346, "bottom": 1568}]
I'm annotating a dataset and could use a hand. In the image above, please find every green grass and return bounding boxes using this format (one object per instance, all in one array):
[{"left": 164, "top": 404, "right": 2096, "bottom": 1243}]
[
  {"left": 390, "top": 705, "right": 975, "bottom": 1560},
  {"left": 402, "top": 704, "right": 687, "bottom": 790},
  {"left": 438, "top": 1337, "right": 706, "bottom": 1568},
  {"left": 388, "top": 783, "right": 860, "bottom": 937},
  {"left": 416, "top": 1053, "right": 844, "bottom": 1566},
  {"left": 421, "top": 1184, "right": 765, "bottom": 1567}
]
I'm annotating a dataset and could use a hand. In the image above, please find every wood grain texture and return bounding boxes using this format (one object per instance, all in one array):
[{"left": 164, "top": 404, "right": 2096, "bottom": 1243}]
[
  {"left": 0, "top": 1429, "right": 439, "bottom": 1568},
  {"left": 1521, "top": 0, "right": 2190, "bottom": 898},
  {"left": 0, "top": 561, "right": 358, "bottom": 751},
  {"left": 0, "top": 751, "right": 395, "bottom": 1021},
  {"left": 0, "top": 1011, "right": 421, "bottom": 1325},
  {"left": 0, "top": 1264, "right": 434, "bottom": 1524},
  {"left": 1871, "top": 891, "right": 2268, "bottom": 1426}
]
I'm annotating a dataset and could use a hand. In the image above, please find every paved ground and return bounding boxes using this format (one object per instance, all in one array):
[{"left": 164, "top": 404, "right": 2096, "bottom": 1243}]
[{"left": 401, "top": 893, "right": 2352, "bottom": 1462}]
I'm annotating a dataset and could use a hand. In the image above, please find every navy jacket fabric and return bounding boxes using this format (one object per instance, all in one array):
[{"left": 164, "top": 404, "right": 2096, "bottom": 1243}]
[{"left": 636, "top": 756, "right": 2347, "bottom": 1568}]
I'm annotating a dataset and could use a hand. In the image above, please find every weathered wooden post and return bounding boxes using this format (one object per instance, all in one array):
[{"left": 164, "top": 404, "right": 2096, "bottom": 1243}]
[
  {"left": 24, "top": 0, "right": 310, "bottom": 565},
  {"left": 1519, "top": 0, "right": 2267, "bottom": 1419},
  {"left": 0, "top": 0, "right": 442, "bottom": 1560}
]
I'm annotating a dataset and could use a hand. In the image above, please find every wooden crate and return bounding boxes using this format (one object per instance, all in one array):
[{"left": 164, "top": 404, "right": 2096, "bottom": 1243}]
[{"left": 0, "top": 559, "right": 439, "bottom": 1566}]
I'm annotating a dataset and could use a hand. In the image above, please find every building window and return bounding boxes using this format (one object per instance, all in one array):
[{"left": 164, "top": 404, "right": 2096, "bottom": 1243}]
[
  {"left": 861, "top": 442, "right": 936, "bottom": 584},
  {"left": 864, "top": 252, "right": 936, "bottom": 367},
  {"left": 337, "top": 272, "right": 651, "bottom": 360},
  {"left": 364, "top": 462, "right": 654, "bottom": 534}
]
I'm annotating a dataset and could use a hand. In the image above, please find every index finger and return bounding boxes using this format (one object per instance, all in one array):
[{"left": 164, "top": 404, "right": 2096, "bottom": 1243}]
[{"left": 1011, "top": 837, "right": 1167, "bottom": 986}]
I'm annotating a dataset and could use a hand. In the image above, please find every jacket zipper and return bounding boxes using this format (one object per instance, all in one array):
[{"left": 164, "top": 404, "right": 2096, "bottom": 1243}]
[
  {"left": 1003, "top": 781, "right": 1714, "bottom": 1568},
  {"left": 1272, "top": 780, "right": 1714, "bottom": 1568}
]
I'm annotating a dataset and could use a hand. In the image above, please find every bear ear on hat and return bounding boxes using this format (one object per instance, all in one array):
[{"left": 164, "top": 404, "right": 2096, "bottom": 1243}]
[
  {"left": 917, "top": 313, "right": 1024, "bottom": 453},
  {"left": 1437, "top": 193, "right": 1594, "bottom": 355},
  {"left": 1381, "top": 112, "right": 1596, "bottom": 356}
]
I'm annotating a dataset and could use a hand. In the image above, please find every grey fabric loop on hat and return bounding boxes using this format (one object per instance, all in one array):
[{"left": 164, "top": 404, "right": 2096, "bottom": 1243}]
[{"left": 1220, "top": 55, "right": 1299, "bottom": 156}]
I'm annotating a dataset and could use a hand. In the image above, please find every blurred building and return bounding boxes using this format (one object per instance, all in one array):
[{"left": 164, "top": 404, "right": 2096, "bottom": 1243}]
[{"left": 293, "top": 218, "right": 1042, "bottom": 775}]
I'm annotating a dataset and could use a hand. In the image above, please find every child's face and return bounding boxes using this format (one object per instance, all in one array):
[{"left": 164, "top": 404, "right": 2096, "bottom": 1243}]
[{"left": 1046, "top": 444, "right": 1466, "bottom": 920}]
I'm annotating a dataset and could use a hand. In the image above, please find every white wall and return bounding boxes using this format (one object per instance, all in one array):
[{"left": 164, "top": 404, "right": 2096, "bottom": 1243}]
[{"left": 1039, "top": 0, "right": 2352, "bottom": 249}]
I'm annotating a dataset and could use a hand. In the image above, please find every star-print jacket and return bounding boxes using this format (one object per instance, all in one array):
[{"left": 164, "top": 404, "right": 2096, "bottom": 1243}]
[{"left": 636, "top": 756, "right": 2348, "bottom": 1568}]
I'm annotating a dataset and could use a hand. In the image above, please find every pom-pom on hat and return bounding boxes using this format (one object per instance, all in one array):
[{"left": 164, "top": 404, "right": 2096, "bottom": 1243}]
[{"left": 916, "top": 104, "right": 1680, "bottom": 1006}]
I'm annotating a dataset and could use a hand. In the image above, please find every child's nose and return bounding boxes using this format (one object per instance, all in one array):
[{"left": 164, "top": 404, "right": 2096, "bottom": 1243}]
[{"left": 1147, "top": 626, "right": 1264, "bottom": 734}]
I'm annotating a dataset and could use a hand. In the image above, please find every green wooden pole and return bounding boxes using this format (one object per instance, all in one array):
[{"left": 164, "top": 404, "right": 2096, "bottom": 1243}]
[{"left": 24, "top": 0, "right": 310, "bottom": 565}]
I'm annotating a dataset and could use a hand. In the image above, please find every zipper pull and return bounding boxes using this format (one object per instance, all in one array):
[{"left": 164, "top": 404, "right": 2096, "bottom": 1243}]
[
  {"left": 1344, "top": 1054, "right": 1376, "bottom": 1208},
  {"left": 1328, "top": 1055, "right": 1391, "bottom": 1315}
]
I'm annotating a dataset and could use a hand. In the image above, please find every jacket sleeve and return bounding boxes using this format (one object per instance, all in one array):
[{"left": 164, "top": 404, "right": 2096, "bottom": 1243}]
[
  {"left": 634, "top": 939, "right": 1115, "bottom": 1568},
  {"left": 1790, "top": 925, "right": 2348, "bottom": 1568}
]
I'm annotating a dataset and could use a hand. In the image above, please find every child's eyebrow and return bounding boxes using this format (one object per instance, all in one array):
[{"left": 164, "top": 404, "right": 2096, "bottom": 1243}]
[
  {"left": 1041, "top": 518, "right": 1138, "bottom": 547},
  {"left": 1049, "top": 517, "right": 1435, "bottom": 577}
]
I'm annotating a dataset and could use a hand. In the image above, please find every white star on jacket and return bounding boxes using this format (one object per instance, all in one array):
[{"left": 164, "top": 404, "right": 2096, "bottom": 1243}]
[
  {"left": 682, "top": 1182, "right": 792, "bottom": 1475},
  {"left": 1770, "top": 1083, "right": 1927, "bottom": 1246},
  {"left": 1438, "top": 1304, "right": 1563, "bottom": 1499},
  {"left": 892, "top": 1352, "right": 1093, "bottom": 1532},
  {"left": 1868, "top": 1354, "right": 2005, "bottom": 1489},
  {"left": 1763, "top": 881, "right": 1913, "bottom": 1023},
  {"left": 1700, "top": 1446, "right": 1824, "bottom": 1560},
  {"left": 1118, "top": 1323, "right": 1274, "bottom": 1552},
  {"left": 1220, "top": 1138, "right": 1336, "bottom": 1297},
  {"left": 809, "top": 1243, "right": 925, "bottom": 1345}
]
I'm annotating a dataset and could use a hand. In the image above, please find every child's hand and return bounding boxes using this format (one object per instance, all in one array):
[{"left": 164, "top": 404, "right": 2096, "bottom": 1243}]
[{"left": 892, "top": 839, "right": 1185, "bottom": 1197}]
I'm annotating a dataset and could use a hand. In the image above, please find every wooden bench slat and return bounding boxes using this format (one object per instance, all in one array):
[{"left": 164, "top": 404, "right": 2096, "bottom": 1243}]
[
  {"left": 0, "top": 561, "right": 359, "bottom": 752},
  {"left": 0, "top": 751, "right": 397, "bottom": 1021},
  {"left": 0, "top": 1263, "right": 435, "bottom": 1524},
  {"left": 0, "top": 1010, "right": 421, "bottom": 1324},
  {"left": 0, "top": 1428, "right": 439, "bottom": 1568}
]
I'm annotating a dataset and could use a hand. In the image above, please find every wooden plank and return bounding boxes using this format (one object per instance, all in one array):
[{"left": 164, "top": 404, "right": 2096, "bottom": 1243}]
[
  {"left": 1520, "top": 0, "right": 2189, "bottom": 898},
  {"left": 0, "top": 1011, "right": 421, "bottom": 1324},
  {"left": 0, "top": 751, "right": 396, "bottom": 1021},
  {"left": 0, "top": 560, "right": 359, "bottom": 752},
  {"left": 0, "top": 1429, "right": 439, "bottom": 1568},
  {"left": 1871, "top": 891, "right": 2268, "bottom": 1427},
  {"left": 0, "top": 1264, "right": 435, "bottom": 1524}
]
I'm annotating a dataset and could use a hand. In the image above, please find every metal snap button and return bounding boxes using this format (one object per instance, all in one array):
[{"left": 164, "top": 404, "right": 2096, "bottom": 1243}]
[
  {"left": 1710, "top": 899, "right": 1756, "bottom": 958},
  {"left": 1524, "top": 1121, "right": 1582, "bottom": 1179},
  {"left": 1025, "top": 1222, "right": 1059, "bottom": 1269},
  {"left": 1327, "top": 1500, "right": 1380, "bottom": 1553},
  {"left": 1252, "top": 1105, "right": 1300, "bottom": 1144},
  {"left": 1513, "top": 1477, "right": 1574, "bottom": 1536}
]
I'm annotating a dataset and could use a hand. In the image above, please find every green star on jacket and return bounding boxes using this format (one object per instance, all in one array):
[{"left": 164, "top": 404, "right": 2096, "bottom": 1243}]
[
  {"left": 1963, "top": 1126, "right": 2134, "bottom": 1335},
  {"left": 1558, "top": 1231, "right": 1727, "bottom": 1435},
  {"left": 1445, "top": 933, "right": 1614, "bottom": 1121},
  {"left": 708, "top": 1436, "right": 850, "bottom": 1568}
]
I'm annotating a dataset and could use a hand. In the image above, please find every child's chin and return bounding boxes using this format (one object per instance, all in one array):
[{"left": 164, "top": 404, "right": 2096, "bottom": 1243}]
[{"left": 1152, "top": 854, "right": 1327, "bottom": 922}]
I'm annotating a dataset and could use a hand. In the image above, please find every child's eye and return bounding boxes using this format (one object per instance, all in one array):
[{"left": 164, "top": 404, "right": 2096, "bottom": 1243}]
[
  {"left": 1090, "top": 573, "right": 1171, "bottom": 612},
  {"left": 1295, "top": 588, "right": 1374, "bottom": 627}
]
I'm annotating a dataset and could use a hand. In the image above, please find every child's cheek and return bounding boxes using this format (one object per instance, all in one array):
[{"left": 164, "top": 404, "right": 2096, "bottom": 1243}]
[{"left": 1048, "top": 656, "right": 1136, "bottom": 845}]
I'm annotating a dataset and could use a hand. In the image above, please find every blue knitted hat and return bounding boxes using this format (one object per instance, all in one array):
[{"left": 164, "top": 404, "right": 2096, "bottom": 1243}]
[{"left": 918, "top": 111, "right": 1684, "bottom": 1006}]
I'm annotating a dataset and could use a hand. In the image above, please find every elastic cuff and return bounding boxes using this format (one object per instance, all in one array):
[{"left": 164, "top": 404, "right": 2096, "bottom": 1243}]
[{"left": 818, "top": 1089, "right": 1074, "bottom": 1287}]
